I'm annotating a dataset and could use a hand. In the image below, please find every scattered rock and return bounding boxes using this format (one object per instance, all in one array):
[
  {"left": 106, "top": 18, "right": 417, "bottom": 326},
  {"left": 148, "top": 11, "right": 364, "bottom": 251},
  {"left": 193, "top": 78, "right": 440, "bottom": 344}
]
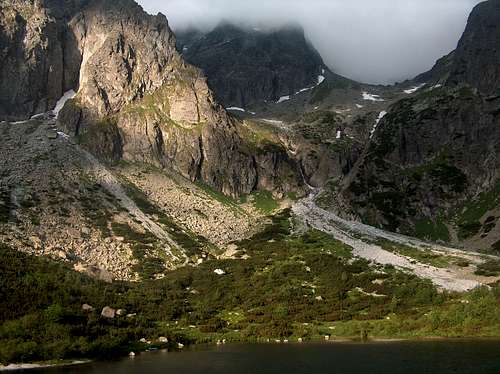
[
  {"left": 46, "top": 130, "right": 58, "bottom": 140},
  {"left": 101, "top": 306, "right": 116, "bottom": 319},
  {"left": 57, "top": 250, "right": 68, "bottom": 260},
  {"left": 158, "top": 337, "right": 168, "bottom": 343},
  {"left": 214, "top": 268, "right": 226, "bottom": 275},
  {"left": 116, "top": 309, "right": 125, "bottom": 316},
  {"left": 82, "top": 304, "right": 94, "bottom": 312},
  {"left": 129, "top": 352, "right": 136, "bottom": 357}
]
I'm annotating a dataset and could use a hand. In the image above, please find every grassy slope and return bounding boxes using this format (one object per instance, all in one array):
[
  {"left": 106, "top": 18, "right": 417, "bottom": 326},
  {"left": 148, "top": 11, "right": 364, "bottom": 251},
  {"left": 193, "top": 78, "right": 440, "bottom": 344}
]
[{"left": 0, "top": 212, "right": 499, "bottom": 365}]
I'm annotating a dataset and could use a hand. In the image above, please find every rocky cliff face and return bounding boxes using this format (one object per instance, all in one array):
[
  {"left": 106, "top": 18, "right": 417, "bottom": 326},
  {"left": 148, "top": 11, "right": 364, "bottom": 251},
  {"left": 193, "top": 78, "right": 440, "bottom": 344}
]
[
  {"left": 0, "top": 0, "right": 304, "bottom": 197},
  {"left": 177, "top": 22, "right": 326, "bottom": 109},
  {"left": 416, "top": 0, "right": 500, "bottom": 95},
  {"left": 332, "top": 0, "right": 500, "bottom": 251},
  {"left": 336, "top": 87, "right": 500, "bottom": 233},
  {"left": 0, "top": 0, "right": 79, "bottom": 119}
]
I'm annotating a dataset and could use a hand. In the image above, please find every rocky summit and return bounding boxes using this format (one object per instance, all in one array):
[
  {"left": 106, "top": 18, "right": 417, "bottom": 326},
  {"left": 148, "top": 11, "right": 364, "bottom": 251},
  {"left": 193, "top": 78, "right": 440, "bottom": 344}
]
[{"left": 177, "top": 22, "right": 327, "bottom": 109}]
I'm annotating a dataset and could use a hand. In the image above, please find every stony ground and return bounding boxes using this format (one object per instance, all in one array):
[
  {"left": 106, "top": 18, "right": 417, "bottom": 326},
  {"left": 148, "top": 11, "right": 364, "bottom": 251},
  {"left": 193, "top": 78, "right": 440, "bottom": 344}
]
[
  {"left": 116, "top": 164, "right": 262, "bottom": 248},
  {"left": 293, "top": 192, "right": 500, "bottom": 292},
  {"left": 0, "top": 119, "right": 262, "bottom": 281},
  {"left": 1, "top": 118, "right": 498, "bottom": 290},
  {"left": 0, "top": 119, "right": 140, "bottom": 280}
]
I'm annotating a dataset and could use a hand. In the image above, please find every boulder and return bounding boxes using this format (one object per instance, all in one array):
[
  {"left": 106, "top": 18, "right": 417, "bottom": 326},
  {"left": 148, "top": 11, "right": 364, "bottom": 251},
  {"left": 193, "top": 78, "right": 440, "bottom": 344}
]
[
  {"left": 101, "top": 306, "right": 116, "bottom": 319},
  {"left": 82, "top": 304, "right": 94, "bottom": 312}
]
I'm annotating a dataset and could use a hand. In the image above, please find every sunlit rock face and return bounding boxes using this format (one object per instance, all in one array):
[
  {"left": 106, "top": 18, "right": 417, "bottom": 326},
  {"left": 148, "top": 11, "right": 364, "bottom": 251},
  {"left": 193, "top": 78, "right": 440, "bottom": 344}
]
[{"left": 0, "top": 0, "right": 304, "bottom": 197}]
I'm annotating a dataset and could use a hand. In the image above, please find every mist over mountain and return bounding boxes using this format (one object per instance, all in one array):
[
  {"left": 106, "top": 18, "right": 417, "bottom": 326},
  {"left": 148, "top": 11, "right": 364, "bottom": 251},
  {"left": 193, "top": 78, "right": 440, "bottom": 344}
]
[{"left": 138, "top": 0, "right": 483, "bottom": 84}]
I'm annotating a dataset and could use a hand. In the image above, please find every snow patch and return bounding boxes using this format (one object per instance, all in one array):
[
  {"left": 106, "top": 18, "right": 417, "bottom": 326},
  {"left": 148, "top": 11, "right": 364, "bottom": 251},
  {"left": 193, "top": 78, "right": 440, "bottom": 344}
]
[
  {"left": 57, "top": 131, "right": 70, "bottom": 139},
  {"left": 214, "top": 269, "right": 226, "bottom": 275},
  {"left": 336, "top": 130, "right": 342, "bottom": 139},
  {"left": 226, "top": 107, "right": 256, "bottom": 115},
  {"left": 53, "top": 90, "right": 76, "bottom": 117},
  {"left": 295, "top": 87, "right": 313, "bottom": 95},
  {"left": 356, "top": 104, "right": 363, "bottom": 109},
  {"left": 362, "top": 92, "right": 385, "bottom": 102},
  {"left": 276, "top": 95, "right": 290, "bottom": 104},
  {"left": 430, "top": 84, "right": 442, "bottom": 90},
  {"left": 370, "top": 111, "right": 387, "bottom": 139},
  {"left": 404, "top": 83, "right": 426, "bottom": 94},
  {"left": 30, "top": 113, "right": 47, "bottom": 120},
  {"left": 317, "top": 75, "right": 325, "bottom": 85},
  {"left": 11, "top": 120, "right": 29, "bottom": 125},
  {"left": 226, "top": 107, "right": 246, "bottom": 112}
]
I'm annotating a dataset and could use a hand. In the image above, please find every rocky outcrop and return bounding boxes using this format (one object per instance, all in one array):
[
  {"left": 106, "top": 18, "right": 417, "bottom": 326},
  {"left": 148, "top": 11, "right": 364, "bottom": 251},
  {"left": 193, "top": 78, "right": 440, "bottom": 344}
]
[
  {"left": 416, "top": 0, "right": 500, "bottom": 95},
  {"left": 177, "top": 22, "right": 327, "bottom": 108},
  {"left": 0, "top": 0, "right": 304, "bottom": 197},
  {"left": 0, "top": 0, "right": 81, "bottom": 119},
  {"left": 337, "top": 87, "right": 500, "bottom": 231}
]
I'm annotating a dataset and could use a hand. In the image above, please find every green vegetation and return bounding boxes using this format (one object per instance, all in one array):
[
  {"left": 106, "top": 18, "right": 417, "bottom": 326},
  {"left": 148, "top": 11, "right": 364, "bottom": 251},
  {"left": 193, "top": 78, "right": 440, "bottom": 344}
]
[
  {"left": 428, "top": 164, "right": 467, "bottom": 194},
  {"left": 414, "top": 218, "right": 450, "bottom": 242},
  {"left": 454, "top": 181, "right": 500, "bottom": 240},
  {"left": 0, "top": 188, "right": 10, "bottom": 223},
  {"left": 196, "top": 182, "right": 246, "bottom": 215},
  {"left": 250, "top": 191, "right": 279, "bottom": 214},
  {"left": 1, "top": 213, "right": 499, "bottom": 365},
  {"left": 368, "top": 192, "right": 406, "bottom": 231},
  {"left": 474, "top": 260, "right": 500, "bottom": 277},
  {"left": 375, "top": 239, "right": 452, "bottom": 268}
]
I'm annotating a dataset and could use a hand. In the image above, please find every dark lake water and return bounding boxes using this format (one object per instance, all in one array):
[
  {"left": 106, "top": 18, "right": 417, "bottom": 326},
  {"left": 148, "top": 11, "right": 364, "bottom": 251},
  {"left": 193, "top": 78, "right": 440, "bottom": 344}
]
[{"left": 32, "top": 340, "right": 500, "bottom": 374}]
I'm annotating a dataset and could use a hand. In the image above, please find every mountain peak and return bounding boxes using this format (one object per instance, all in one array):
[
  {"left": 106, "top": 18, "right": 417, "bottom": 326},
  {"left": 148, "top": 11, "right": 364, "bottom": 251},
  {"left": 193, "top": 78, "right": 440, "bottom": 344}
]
[
  {"left": 176, "top": 22, "right": 325, "bottom": 108},
  {"left": 417, "top": 0, "right": 500, "bottom": 94}
]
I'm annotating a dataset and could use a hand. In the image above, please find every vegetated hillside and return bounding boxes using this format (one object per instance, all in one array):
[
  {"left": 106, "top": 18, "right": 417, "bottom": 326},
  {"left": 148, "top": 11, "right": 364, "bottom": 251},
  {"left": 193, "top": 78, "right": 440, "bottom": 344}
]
[
  {"left": 324, "top": 0, "right": 500, "bottom": 252},
  {"left": 1, "top": 213, "right": 500, "bottom": 365}
]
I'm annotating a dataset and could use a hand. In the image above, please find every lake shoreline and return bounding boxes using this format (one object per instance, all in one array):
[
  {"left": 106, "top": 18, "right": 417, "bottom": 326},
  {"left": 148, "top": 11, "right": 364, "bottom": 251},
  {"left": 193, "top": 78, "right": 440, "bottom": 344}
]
[
  {"left": 2, "top": 336, "right": 500, "bottom": 371},
  {"left": 0, "top": 360, "right": 91, "bottom": 372}
]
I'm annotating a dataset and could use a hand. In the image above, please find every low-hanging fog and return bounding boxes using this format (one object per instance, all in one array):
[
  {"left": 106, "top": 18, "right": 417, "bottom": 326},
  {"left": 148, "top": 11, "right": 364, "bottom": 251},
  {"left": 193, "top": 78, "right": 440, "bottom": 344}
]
[{"left": 137, "top": 0, "right": 483, "bottom": 85}]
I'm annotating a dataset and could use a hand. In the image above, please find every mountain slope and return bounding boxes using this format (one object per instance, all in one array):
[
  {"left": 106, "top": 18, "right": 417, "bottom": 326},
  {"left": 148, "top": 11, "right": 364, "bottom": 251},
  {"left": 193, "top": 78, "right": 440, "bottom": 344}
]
[{"left": 327, "top": 0, "right": 500, "bottom": 252}]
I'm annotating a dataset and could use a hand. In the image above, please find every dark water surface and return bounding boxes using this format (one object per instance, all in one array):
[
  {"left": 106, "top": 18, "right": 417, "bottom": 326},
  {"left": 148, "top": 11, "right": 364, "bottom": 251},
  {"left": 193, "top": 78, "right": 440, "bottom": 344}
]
[{"left": 33, "top": 340, "right": 500, "bottom": 374}]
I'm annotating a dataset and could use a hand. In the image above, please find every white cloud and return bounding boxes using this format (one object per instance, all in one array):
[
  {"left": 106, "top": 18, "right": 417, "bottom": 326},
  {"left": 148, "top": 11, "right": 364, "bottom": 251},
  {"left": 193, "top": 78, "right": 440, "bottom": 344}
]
[{"left": 138, "top": 0, "right": 483, "bottom": 84}]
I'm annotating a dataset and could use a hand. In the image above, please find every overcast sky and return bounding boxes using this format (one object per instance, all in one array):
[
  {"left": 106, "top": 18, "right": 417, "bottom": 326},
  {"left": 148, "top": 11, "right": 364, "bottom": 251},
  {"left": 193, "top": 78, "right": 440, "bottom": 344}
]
[{"left": 137, "top": 0, "right": 483, "bottom": 84}]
